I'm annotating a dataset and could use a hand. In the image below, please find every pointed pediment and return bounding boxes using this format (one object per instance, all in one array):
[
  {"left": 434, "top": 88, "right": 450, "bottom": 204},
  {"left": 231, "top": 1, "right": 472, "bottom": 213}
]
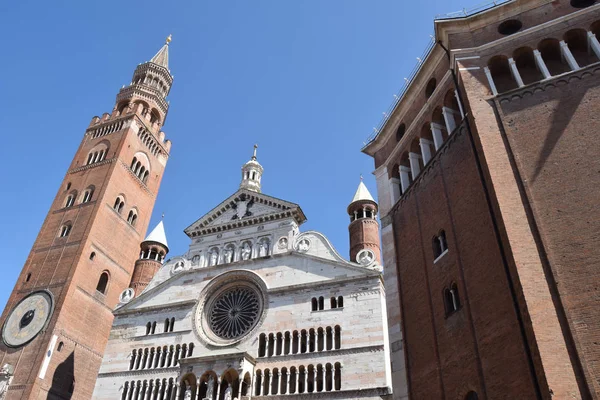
[{"left": 184, "top": 189, "right": 307, "bottom": 238}]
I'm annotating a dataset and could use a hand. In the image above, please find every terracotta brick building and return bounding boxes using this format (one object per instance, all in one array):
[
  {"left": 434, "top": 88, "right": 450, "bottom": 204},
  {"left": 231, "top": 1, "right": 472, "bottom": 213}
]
[
  {"left": 362, "top": 1, "right": 600, "bottom": 399},
  {"left": 0, "top": 38, "right": 173, "bottom": 399}
]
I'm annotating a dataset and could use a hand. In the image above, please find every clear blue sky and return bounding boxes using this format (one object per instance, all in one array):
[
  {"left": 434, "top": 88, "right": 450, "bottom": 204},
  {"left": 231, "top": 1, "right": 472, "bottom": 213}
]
[{"left": 0, "top": 0, "right": 485, "bottom": 311}]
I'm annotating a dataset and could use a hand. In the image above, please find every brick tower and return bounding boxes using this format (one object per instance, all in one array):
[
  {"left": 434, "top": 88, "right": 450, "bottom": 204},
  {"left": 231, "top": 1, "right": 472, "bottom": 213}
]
[
  {"left": 0, "top": 37, "right": 174, "bottom": 399},
  {"left": 129, "top": 220, "right": 169, "bottom": 296},
  {"left": 348, "top": 179, "right": 381, "bottom": 265}
]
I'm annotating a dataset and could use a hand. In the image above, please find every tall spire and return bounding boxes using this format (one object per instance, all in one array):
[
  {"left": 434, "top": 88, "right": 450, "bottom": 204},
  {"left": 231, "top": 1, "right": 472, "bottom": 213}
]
[
  {"left": 240, "top": 144, "right": 264, "bottom": 193},
  {"left": 150, "top": 34, "right": 171, "bottom": 70},
  {"left": 144, "top": 220, "right": 169, "bottom": 251}
]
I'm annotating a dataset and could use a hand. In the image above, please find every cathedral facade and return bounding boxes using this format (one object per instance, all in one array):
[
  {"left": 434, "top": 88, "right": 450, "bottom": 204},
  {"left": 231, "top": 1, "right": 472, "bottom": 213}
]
[{"left": 92, "top": 152, "right": 392, "bottom": 399}]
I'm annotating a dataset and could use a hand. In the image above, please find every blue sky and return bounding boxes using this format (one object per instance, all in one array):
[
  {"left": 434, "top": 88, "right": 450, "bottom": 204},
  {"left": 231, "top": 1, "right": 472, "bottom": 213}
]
[{"left": 0, "top": 0, "right": 486, "bottom": 311}]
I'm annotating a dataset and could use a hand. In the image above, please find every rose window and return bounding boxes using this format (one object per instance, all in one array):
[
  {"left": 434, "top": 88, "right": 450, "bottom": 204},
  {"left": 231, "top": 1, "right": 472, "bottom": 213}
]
[{"left": 208, "top": 286, "right": 260, "bottom": 340}]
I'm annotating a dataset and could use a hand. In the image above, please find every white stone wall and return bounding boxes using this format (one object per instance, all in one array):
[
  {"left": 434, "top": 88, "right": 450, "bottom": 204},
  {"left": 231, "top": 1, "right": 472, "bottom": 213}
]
[{"left": 94, "top": 242, "right": 390, "bottom": 399}]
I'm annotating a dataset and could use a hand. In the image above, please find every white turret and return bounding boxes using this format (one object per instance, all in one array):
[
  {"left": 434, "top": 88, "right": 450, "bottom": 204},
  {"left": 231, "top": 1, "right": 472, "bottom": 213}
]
[{"left": 239, "top": 144, "right": 263, "bottom": 193}]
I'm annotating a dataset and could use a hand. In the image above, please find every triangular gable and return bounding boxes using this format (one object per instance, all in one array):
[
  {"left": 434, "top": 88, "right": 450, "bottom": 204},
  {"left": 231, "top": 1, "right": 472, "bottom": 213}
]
[{"left": 184, "top": 189, "right": 307, "bottom": 238}]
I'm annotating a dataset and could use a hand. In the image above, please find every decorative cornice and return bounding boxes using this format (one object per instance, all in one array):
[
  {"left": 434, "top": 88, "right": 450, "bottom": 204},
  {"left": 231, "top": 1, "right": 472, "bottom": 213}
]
[
  {"left": 124, "top": 330, "right": 193, "bottom": 343},
  {"left": 68, "top": 157, "right": 116, "bottom": 174},
  {"left": 114, "top": 300, "right": 197, "bottom": 316},
  {"left": 496, "top": 62, "right": 600, "bottom": 104},
  {"left": 254, "top": 387, "right": 391, "bottom": 399},
  {"left": 98, "top": 366, "right": 179, "bottom": 379},
  {"left": 255, "top": 345, "right": 384, "bottom": 365},
  {"left": 117, "top": 86, "right": 169, "bottom": 114}
]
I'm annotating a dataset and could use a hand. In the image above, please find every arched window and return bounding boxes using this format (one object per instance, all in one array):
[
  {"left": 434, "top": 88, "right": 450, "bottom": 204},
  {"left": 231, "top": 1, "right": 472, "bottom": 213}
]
[
  {"left": 57, "top": 341, "right": 64, "bottom": 352},
  {"left": 300, "top": 330, "right": 307, "bottom": 353},
  {"left": 170, "top": 317, "right": 175, "bottom": 332},
  {"left": 326, "top": 327, "right": 333, "bottom": 350},
  {"left": 396, "top": 123, "right": 406, "bottom": 142},
  {"left": 334, "top": 363, "right": 342, "bottom": 390},
  {"left": 127, "top": 210, "right": 138, "bottom": 226},
  {"left": 318, "top": 296, "right": 324, "bottom": 311},
  {"left": 309, "top": 329, "right": 316, "bottom": 352},
  {"left": 268, "top": 333, "right": 275, "bottom": 357},
  {"left": 65, "top": 192, "right": 76, "bottom": 208},
  {"left": 433, "top": 230, "right": 448, "bottom": 260},
  {"left": 465, "top": 391, "right": 479, "bottom": 400},
  {"left": 258, "top": 333, "right": 266, "bottom": 357},
  {"left": 86, "top": 142, "right": 109, "bottom": 165},
  {"left": 330, "top": 297, "right": 337, "bottom": 309},
  {"left": 96, "top": 271, "right": 109, "bottom": 294},
  {"left": 164, "top": 318, "right": 170, "bottom": 333},
  {"left": 89, "top": 252, "right": 96, "bottom": 261},
  {"left": 113, "top": 196, "right": 125, "bottom": 214},
  {"left": 311, "top": 297, "right": 318, "bottom": 311},
  {"left": 284, "top": 331, "right": 291, "bottom": 354},
  {"left": 292, "top": 331, "right": 299, "bottom": 354},
  {"left": 59, "top": 223, "right": 72, "bottom": 238},
  {"left": 334, "top": 325, "right": 342, "bottom": 349},
  {"left": 81, "top": 186, "right": 94, "bottom": 203},
  {"left": 25, "top": 273, "right": 31, "bottom": 283},
  {"left": 151, "top": 321, "right": 156, "bottom": 334},
  {"left": 444, "top": 283, "right": 461, "bottom": 316},
  {"left": 254, "top": 370, "right": 263, "bottom": 396},
  {"left": 130, "top": 152, "right": 151, "bottom": 183},
  {"left": 337, "top": 296, "right": 344, "bottom": 308},
  {"left": 425, "top": 77, "right": 437, "bottom": 98},
  {"left": 146, "top": 322, "right": 152, "bottom": 335}
]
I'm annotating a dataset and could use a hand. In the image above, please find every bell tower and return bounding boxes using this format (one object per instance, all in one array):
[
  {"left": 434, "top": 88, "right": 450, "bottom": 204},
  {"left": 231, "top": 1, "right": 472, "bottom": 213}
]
[
  {"left": 348, "top": 179, "right": 381, "bottom": 265},
  {"left": 0, "top": 37, "right": 174, "bottom": 399}
]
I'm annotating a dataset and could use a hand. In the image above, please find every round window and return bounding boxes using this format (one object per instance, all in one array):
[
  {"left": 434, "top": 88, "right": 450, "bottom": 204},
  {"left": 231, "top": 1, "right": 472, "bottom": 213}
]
[
  {"left": 194, "top": 271, "right": 268, "bottom": 347},
  {"left": 208, "top": 286, "right": 261, "bottom": 340}
]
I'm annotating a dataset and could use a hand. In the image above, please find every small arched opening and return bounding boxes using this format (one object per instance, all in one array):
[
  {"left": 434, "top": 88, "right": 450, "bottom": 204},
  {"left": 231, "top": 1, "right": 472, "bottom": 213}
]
[
  {"left": 565, "top": 29, "right": 597, "bottom": 67},
  {"left": 538, "top": 38, "right": 570, "bottom": 76},
  {"left": 513, "top": 47, "right": 543, "bottom": 85},
  {"left": 488, "top": 55, "right": 518, "bottom": 93},
  {"left": 96, "top": 271, "right": 109, "bottom": 295}
]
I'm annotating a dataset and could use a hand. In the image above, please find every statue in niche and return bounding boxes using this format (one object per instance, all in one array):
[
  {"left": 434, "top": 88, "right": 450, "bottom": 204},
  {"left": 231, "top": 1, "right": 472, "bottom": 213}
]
[
  {"left": 224, "top": 386, "right": 232, "bottom": 400},
  {"left": 183, "top": 387, "right": 192, "bottom": 400},
  {"left": 297, "top": 238, "right": 310, "bottom": 252},
  {"left": 224, "top": 248, "right": 234, "bottom": 264},
  {"left": 258, "top": 241, "right": 268, "bottom": 257},
  {"left": 206, "top": 376, "right": 215, "bottom": 399},
  {"left": 241, "top": 242, "right": 252, "bottom": 260},
  {"left": 209, "top": 250, "right": 218, "bottom": 266},
  {"left": 0, "top": 364, "right": 14, "bottom": 400}
]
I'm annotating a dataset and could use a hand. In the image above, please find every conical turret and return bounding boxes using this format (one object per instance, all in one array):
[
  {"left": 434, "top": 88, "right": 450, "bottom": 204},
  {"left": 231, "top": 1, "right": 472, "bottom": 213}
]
[
  {"left": 348, "top": 178, "right": 381, "bottom": 266},
  {"left": 129, "top": 220, "right": 169, "bottom": 295}
]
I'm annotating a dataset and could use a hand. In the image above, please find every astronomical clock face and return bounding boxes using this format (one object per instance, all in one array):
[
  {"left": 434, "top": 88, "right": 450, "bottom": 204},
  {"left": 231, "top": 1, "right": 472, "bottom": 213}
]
[{"left": 2, "top": 291, "right": 53, "bottom": 348}]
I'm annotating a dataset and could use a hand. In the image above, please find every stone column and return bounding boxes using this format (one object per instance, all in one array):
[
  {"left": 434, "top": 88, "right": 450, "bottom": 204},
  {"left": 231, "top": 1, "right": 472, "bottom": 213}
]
[
  {"left": 313, "top": 368, "right": 317, "bottom": 393},
  {"left": 533, "top": 49, "right": 551, "bottom": 79},
  {"left": 286, "top": 371, "right": 291, "bottom": 394},
  {"left": 430, "top": 123, "right": 445, "bottom": 150},
  {"left": 315, "top": 333, "right": 320, "bottom": 352},
  {"left": 560, "top": 40, "right": 580, "bottom": 70},
  {"left": 295, "top": 370, "right": 300, "bottom": 394},
  {"left": 333, "top": 366, "right": 337, "bottom": 391},
  {"left": 508, "top": 57, "right": 525, "bottom": 87},
  {"left": 483, "top": 66, "right": 498, "bottom": 96},
  {"left": 408, "top": 152, "right": 422, "bottom": 180},
  {"left": 399, "top": 166, "right": 411, "bottom": 193},
  {"left": 122, "top": 383, "right": 130, "bottom": 400},
  {"left": 441, "top": 106, "right": 457, "bottom": 133},
  {"left": 303, "top": 370, "right": 308, "bottom": 394},
  {"left": 389, "top": 177, "right": 401, "bottom": 206},
  {"left": 588, "top": 31, "right": 600, "bottom": 59},
  {"left": 215, "top": 379, "right": 221, "bottom": 400},
  {"left": 419, "top": 138, "right": 433, "bottom": 165},
  {"left": 454, "top": 90, "right": 465, "bottom": 118},
  {"left": 265, "top": 337, "right": 270, "bottom": 357},
  {"left": 173, "top": 383, "right": 180, "bottom": 400},
  {"left": 259, "top": 374, "right": 264, "bottom": 396}
]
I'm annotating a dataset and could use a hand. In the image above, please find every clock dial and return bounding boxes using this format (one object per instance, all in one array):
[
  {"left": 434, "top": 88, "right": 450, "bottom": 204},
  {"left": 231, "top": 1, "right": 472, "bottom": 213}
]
[{"left": 2, "top": 291, "right": 53, "bottom": 348}]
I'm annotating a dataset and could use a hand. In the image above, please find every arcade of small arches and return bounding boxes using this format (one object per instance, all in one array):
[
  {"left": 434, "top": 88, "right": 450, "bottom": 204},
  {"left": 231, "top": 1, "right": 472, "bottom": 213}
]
[
  {"left": 128, "top": 343, "right": 194, "bottom": 371},
  {"left": 86, "top": 143, "right": 109, "bottom": 165},
  {"left": 485, "top": 24, "right": 600, "bottom": 95},
  {"left": 311, "top": 296, "right": 344, "bottom": 311},
  {"left": 90, "top": 120, "right": 124, "bottom": 139},
  {"left": 121, "top": 377, "right": 176, "bottom": 400},
  {"left": 138, "top": 127, "right": 163, "bottom": 157},
  {"left": 175, "top": 369, "right": 252, "bottom": 400},
  {"left": 348, "top": 205, "right": 377, "bottom": 223},
  {"left": 130, "top": 155, "right": 151, "bottom": 184},
  {"left": 388, "top": 89, "right": 464, "bottom": 202},
  {"left": 140, "top": 247, "right": 167, "bottom": 263},
  {"left": 131, "top": 72, "right": 170, "bottom": 98},
  {"left": 64, "top": 185, "right": 95, "bottom": 208},
  {"left": 258, "top": 325, "right": 342, "bottom": 358},
  {"left": 116, "top": 100, "right": 163, "bottom": 131},
  {"left": 188, "top": 237, "right": 272, "bottom": 269},
  {"left": 254, "top": 363, "right": 342, "bottom": 396}
]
